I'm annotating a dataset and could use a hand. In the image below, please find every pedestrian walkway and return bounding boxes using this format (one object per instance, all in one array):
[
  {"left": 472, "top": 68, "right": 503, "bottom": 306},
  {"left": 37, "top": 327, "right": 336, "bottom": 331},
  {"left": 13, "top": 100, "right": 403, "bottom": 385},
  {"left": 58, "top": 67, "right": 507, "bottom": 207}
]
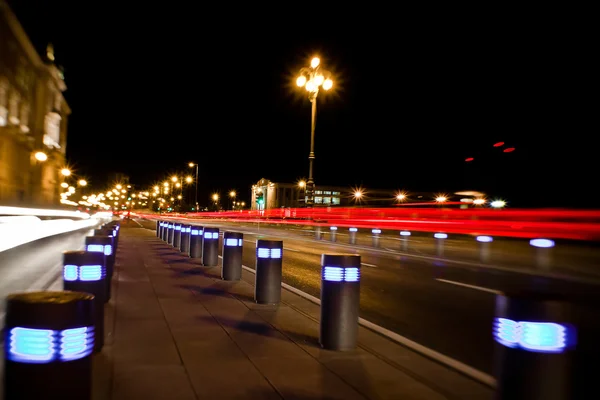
[{"left": 96, "top": 225, "right": 492, "bottom": 399}]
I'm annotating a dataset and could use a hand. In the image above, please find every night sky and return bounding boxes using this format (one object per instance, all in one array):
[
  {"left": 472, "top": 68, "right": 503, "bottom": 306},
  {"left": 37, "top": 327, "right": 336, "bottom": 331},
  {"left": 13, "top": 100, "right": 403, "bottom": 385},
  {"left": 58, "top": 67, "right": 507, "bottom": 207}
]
[{"left": 8, "top": 2, "right": 592, "bottom": 207}]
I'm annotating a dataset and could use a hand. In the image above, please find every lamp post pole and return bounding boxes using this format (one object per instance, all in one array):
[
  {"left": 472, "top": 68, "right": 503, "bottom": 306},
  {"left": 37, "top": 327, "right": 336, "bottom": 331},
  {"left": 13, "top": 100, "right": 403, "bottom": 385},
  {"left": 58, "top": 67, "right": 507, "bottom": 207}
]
[
  {"left": 189, "top": 162, "right": 199, "bottom": 210},
  {"left": 296, "top": 57, "right": 333, "bottom": 207}
]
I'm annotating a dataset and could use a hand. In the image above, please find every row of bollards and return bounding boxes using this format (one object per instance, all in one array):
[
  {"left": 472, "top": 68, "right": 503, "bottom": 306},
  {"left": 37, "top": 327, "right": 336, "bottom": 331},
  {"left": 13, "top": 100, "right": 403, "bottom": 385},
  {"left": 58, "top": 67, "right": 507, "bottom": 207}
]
[
  {"left": 156, "top": 219, "right": 360, "bottom": 350},
  {"left": 157, "top": 220, "right": 285, "bottom": 304},
  {"left": 3, "top": 218, "right": 120, "bottom": 399}
]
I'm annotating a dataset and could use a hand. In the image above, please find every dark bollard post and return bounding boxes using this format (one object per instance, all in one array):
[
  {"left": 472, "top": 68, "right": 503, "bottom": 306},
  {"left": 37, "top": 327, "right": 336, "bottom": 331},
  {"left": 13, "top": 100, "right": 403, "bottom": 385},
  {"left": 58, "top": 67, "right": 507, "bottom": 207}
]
[
  {"left": 161, "top": 221, "right": 168, "bottom": 241},
  {"left": 85, "top": 236, "right": 113, "bottom": 302},
  {"left": 255, "top": 240, "right": 283, "bottom": 304},
  {"left": 319, "top": 254, "right": 361, "bottom": 351},
  {"left": 400, "top": 230, "right": 411, "bottom": 251},
  {"left": 371, "top": 229, "right": 381, "bottom": 247},
  {"left": 158, "top": 221, "right": 164, "bottom": 238},
  {"left": 330, "top": 226, "right": 337, "bottom": 242},
  {"left": 493, "top": 292, "right": 577, "bottom": 400},
  {"left": 180, "top": 224, "right": 191, "bottom": 255},
  {"left": 167, "top": 222, "right": 175, "bottom": 245},
  {"left": 315, "top": 225, "right": 322, "bottom": 240},
  {"left": 189, "top": 226, "right": 204, "bottom": 259},
  {"left": 477, "top": 235, "right": 493, "bottom": 262},
  {"left": 222, "top": 231, "right": 243, "bottom": 281},
  {"left": 434, "top": 233, "right": 447, "bottom": 256},
  {"left": 3, "top": 291, "right": 95, "bottom": 400},
  {"left": 348, "top": 227, "right": 357, "bottom": 244},
  {"left": 530, "top": 238, "right": 554, "bottom": 270},
  {"left": 202, "top": 227, "right": 220, "bottom": 266},
  {"left": 62, "top": 250, "right": 106, "bottom": 352},
  {"left": 173, "top": 223, "right": 182, "bottom": 248},
  {"left": 156, "top": 220, "right": 161, "bottom": 237}
]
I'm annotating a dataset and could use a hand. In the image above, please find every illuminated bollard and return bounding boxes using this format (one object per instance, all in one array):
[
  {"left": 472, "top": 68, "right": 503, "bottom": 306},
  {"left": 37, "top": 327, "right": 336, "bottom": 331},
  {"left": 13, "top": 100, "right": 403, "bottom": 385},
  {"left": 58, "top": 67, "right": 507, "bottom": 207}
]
[
  {"left": 85, "top": 235, "right": 113, "bottom": 302},
  {"left": 330, "top": 226, "right": 337, "bottom": 242},
  {"left": 103, "top": 223, "right": 119, "bottom": 249},
  {"left": 94, "top": 229, "right": 116, "bottom": 269},
  {"left": 156, "top": 220, "right": 161, "bottom": 237},
  {"left": 319, "top": 254, "right": 361, "bottom": 351},
  {"left": 173, "top": 223, "right": 182, "bottom": 248},
  {"left": 190, "top": 226, "right": 204, "bottom": 259},
  {"left": 315, "top": 225, "right": 322, "bottom": 240},
  {"left": 222, "top": 231, "right": 243, "bottom": 281},
  {"left": 161, "top": 221, "right": 169, "bottom": 241},
  {"left": 62, "top": 250, "right": 106, "bottom": 352},
  {"left": 3, "top": 291, "right": 95, "bottom": 399},
  {"left": 348, "top": 227, "right": 357, "bottom": 244},
  {"left": 530, "top": 238, "right": 554, "bottom": 269},
  {"left": 202, "top": 227, "right": 220, "bottom": 266},
  {"left": 158, "top": 221, "right": 164, "bottom": 238},
  {"left": 400, "top": 231, "right": 411, "bottom": 251},
  {"left": 180, "top": 224, "right": 191, "bottom": 255},
  {"left": 255, "top": 240, "right": 283, "bottom": 304},
  {"left": 477, "top": 235, "right": 493, "bottom": 262},
  {"left": 434, "top": 233, "right": 447, "bottom": 257},
  {"left": 371, "top": 229, "right": 381, "bottom": 247},
  {"left": 493, "top": 292, "right": 576, "bottom": 400},
  {"left": 167, "top": 222, "right": 175, "bottom": 245}
]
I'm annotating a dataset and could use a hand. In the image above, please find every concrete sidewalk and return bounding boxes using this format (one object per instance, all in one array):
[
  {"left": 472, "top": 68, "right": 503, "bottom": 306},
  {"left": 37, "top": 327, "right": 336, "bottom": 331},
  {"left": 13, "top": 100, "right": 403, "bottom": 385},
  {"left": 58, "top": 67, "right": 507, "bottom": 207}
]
[{"left": 87, "top": 225, "right": 491, "bottom": 399}]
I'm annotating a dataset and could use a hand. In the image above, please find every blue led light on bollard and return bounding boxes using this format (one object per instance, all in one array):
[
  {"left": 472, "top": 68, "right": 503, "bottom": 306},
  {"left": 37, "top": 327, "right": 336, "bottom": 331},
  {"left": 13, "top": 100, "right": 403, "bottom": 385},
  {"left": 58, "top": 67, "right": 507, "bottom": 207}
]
[
  {"left": 63, "top": 250, "right": 106, "bottom": 352},
  {"left": 255, "top": 240, "right": 283, "bottom": 304},
  {"left": 167, "top": 222, "right": 175, "bottom": 245},
  {"left": 319, "top": 254, "right": 361, "bottom": 351},
  {"left": 180, "top": 224, "right": 191, "bottom": 255},
  {"left": 202, "top": 227, "right": 220, "bottom": 266},
  {"left": 348, "top": 227, "right": 357, "bottom": 244},
  {"left": 189, "top": 226, "right": 204, "bottom": 259},
  {"left": 222, "top": 231, "right": 243, "bottom": 280},
  {"left": 493, "top": 292, "right": 577, "bottom": 400},
  {"left": 173, "top": 223, "right": 182, "bottom": 249},
  {"left": 159, "top": 221, "right": 165, "bottom": 239},
  {"left": 85, "top": 235, "right": 113, "bottom": 302},
  {"left": 3, "top": 291, "right": 95, "bottom": 399},
  {"left": 530, "top": 238, "right": 555, "bottom": 269}
]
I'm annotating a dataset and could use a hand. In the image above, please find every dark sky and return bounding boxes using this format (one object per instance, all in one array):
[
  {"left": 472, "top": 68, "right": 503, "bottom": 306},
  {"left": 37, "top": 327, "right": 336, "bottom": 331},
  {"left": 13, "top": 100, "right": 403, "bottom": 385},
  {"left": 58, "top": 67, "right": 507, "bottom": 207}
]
[{"left": 8, "top": 2, "right": 593, "bottom": 207}]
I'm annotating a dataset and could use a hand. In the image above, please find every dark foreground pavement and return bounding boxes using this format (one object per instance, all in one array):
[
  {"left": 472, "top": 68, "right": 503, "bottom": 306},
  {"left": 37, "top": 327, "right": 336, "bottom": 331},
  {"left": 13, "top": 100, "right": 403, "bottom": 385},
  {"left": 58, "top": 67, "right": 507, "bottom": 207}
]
[{"left": 1, "top": 224, "right": 493, "bottom": 399}]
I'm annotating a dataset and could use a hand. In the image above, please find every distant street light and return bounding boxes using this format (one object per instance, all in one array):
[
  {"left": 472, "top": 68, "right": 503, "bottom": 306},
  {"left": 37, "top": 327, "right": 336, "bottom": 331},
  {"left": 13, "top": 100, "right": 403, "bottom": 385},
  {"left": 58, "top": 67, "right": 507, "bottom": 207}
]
[
  {"left": 296, "top": 56, "right": 334, "bottom": 207},
  {"left": 78, "top": 179, "right": 87, "bottom": 186},
  {"left": 61, "top": 168, "right": 71, "bottom": 177},
  {"left": 188, "top": 162, "right": 199, "bottom": 210}
]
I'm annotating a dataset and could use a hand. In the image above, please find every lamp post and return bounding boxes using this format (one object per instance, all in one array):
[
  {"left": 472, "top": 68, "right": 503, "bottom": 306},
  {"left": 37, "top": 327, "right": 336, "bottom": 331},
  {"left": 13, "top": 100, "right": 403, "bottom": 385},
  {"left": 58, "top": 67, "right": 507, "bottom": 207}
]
[
  {"left": 188, "top": 162, "right": 199, "bottom": 210},
  {"left": 296, "top": 57, "right": 333, "bottom": 207}
]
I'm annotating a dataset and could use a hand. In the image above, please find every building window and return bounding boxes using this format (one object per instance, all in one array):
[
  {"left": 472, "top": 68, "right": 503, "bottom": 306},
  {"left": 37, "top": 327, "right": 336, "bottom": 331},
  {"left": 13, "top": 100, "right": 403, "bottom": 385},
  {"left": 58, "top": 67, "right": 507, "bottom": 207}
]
[
  {"left": 19, "top": 103, "right": 29, "bottom": 133},
  {"left": 323, "top": 191, "right": 331, "bottom": 195},
  {"left": 314, "top": 197, "right": 323, "bottom": 204},
  {"left": 43, "top": 112, "right": 61, "bottom": 148},
  {"left": 315, "top": 190, "right": 322, "bottom": 195},
  {"left": 332, "top": 197, "right": 341, "bottom": 205},
  {"left": 333, "top": 191, "right": 340, "bottom": 195},
  {"left": 323, "top": 197, "right": 331, "bottom": 204},
  {"left": 8, "top": 92, "right": 20, "bottom": 125},
  {"left": 0, "top": 81, "right": 7, "bottom": 127}
]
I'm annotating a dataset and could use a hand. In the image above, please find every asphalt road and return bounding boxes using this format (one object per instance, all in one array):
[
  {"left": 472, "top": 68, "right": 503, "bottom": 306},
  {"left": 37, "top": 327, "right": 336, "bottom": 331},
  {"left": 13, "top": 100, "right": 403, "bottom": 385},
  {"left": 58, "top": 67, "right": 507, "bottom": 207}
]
[
  {"left": 140, "top": 217, "right": 600, "bottom": 378},
  {"left": 0, "top": 228, "right": 94, "bottom": 325}
]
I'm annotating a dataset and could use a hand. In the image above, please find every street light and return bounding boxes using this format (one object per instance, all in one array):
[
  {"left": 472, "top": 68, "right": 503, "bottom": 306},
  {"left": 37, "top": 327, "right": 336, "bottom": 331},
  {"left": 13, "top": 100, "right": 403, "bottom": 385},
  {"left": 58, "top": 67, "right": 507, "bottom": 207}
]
[
  {"left": 188, "top": 162, "right": 199, "bottom": 210},
  {"left": 296, "top": 56, "right": 333, "bottom": 207},
  {"left": 60, "top": 168, "right": 71, "bottom": 177},
  {"left": 78, "top": 179, "right": 87, "bottom": 186},
  {"left": 33, "top": 151, "right": 48, "bottom": 162}
]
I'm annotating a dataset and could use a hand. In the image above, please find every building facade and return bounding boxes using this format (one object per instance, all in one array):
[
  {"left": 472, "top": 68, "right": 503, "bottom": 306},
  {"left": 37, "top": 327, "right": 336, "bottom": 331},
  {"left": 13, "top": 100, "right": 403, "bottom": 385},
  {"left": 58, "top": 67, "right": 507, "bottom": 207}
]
[
  {"left": 0, "top": 1, "right": 71, "bottom": 206},
  {"left": 250, "top": 178, "right": 394, "bottom": 210}
]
